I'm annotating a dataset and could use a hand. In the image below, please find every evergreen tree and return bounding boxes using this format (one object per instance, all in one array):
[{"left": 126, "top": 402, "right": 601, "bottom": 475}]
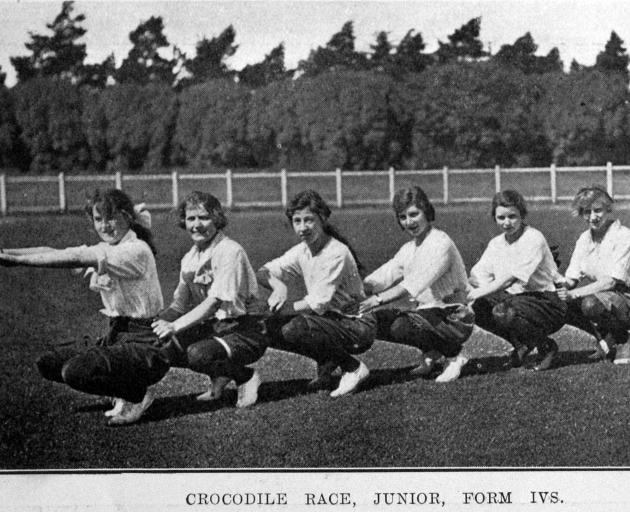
[
  {"left": 494, "top": 32, "right": 537, "bottom": 72},
  {"left": 535, "top": 47, "right": 563, "bottom": 74},
  {"left": 239, "top": 43, "right": 289, "bottom": 88},
  {"left": 393, "top": 29, "right": 433, "bottom": 74},
  {"left": 0, "top": 82, "right": 29, "bottom": 170},
  {"left": 369, "top": 31, "right": 393, "bottom": 71},
  {"left": 180, "top": 26, "right": 238, "bottom": 86},
  {"left": 436, "top": 18, "right": 486, "bottom": 63},
  {"left": 298, "top": 21, "right": 367, "bottom": 76},
  {"left": 493, "top": 33, "right": 562, "bottom": 74},
  {"left": 595, "top": 31, "right": 629, "bottom": 79},
  {"left": 115, "top": 16, "right": 178, "bottom": 85},
  {"left": 10, "top": 1, "right": 87, "bottom": 83}
]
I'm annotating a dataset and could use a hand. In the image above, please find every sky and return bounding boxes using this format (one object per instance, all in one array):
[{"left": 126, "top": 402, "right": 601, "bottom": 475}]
[{"left": 0, "top": 0, "right": 629, "bottom": 85}]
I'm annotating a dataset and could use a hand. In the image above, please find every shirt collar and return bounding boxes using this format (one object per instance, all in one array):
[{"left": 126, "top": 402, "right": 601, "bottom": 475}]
[
  {"left": 587, "top": 219, "right": 620, "bottom": 245},
  {"left": 192, "top": 231, "right": 226, "bottom": 259},
  {"left": 113, "top": 229, "right": 137, "bottom": 245}
]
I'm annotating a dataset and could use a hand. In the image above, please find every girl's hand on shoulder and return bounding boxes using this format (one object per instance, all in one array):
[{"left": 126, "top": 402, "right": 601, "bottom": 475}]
[
  {"left": 152, "top": 319, "right": 176, "bottom": 339},
  {"left": 268, "top": 289, "right": 288, "bottom": 313}
]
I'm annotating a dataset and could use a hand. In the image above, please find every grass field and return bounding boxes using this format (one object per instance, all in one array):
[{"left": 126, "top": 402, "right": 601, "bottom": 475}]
[{"left": 1, "top": 204, "right": 630, "bottom": 469}]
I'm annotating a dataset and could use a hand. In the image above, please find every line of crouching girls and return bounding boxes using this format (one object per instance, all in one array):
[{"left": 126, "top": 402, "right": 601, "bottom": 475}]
[{"left": 2, "top": 183, "right": 629, "bottom": 426}]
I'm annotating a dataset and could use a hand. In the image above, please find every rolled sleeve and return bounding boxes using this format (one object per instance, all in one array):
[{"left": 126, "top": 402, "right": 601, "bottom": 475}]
[
  {"left": 401, "top": 243, "right": 450, "bottom": 297},
  {"left": 264, "top": 248, "right": 302, "bottom": 283},
  {"left": 206, "top": 247, "right": 251, "bottom": 307},
  {"left": 564, "top": 243, "right": 584, "bottom": 282},
  {"left": 364, "top": 258, "right": 402, "bottom": 294},
  {"left": 169, "top": 279, "right": 191, "bottom": 315},
  {"left": 470, "top": 247, "right": 495, "bottom": 285},
  {"left": 92, "top": 243, "right": 147, "bottom": 279},
  {"left": 303, "top": 254, "right": 345, "bottom": 315},
  {"left": 608, "top": 240, "right": 630, "bottom": 282},
  {"left": 510, "top": 243, "right": 544, "bottom": 285}
]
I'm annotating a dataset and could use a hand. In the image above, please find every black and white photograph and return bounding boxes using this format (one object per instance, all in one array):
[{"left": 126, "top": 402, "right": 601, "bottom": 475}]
[{"left": 0, "top": 0, "right": 629, "bottom": 509}]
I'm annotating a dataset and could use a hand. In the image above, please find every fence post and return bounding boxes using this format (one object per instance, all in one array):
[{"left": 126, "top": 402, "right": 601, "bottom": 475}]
[
  {"left": 58, "top": 172, "right": 66, "bottom": 212},
  {"left": 550, "top": 164, "right": 557, "bottom": 204},
  {"left": 280, "top": 168, "right": 288, "bottom": 207},
  {"left": 0, "top": 173, "right": 6, "bottom": 215},
  {"left": 494, "top": 165, "right": 501, "bottom": 193},
  {"left": 225, "top": 169, "right": 233, "bottom": 208},
  {"left": 335, "top": 168, "right": 343, "bottom": 208},
  {"left": 171, "top": 170, "right": 179, "bottom": 208},
  {"left": 606, "top": 161, "right": 613, "bottom": 197},
  {"left": 115, "top": 171, "right": 123, "bottom": 190},
  {"left": 442, "top": 166, "right": 449, "bottom": 204},
  {"left": 388, "top": 167, "right": 396, "bottom": 202}
]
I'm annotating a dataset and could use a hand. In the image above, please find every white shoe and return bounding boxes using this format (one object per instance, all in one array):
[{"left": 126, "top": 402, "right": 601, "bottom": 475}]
[
  {"left": 104, "top": 397, "right": 124, "bottom": 417},
  {"left": 236, "top": 371, "right": 261, "bottom": 408},
  {"left": 435, "top": 355, "right": 468, "bottom": 383},
  {"left": 330, "top": 361, "right": 369, "bottom": 397},
  {"left": 108, "top": 390, "right": 154, "bottom": 426},
  {"left": 613, "top": 343, "right": 630, "bottom": 365},
  {"left": 197, "top": 376, "right": 231, "bottom": 401}
]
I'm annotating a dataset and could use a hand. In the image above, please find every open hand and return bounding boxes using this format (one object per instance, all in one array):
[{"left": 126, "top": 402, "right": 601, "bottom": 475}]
[
  {"left": 152, "top": 319, "right": 176, "bottom": 339},
  {"left": 267, "top": 289, "right": 288, "bottom": 313}
]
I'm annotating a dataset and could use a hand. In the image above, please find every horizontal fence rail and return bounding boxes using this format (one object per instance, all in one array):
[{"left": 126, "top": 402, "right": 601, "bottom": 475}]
[{"left": 1, "top": 163, "right": 629, "bottom": 215}]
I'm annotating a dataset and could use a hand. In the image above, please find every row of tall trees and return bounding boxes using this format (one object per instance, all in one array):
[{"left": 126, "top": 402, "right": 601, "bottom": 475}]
[
  {"left": 2, "top": 64, "right": 629, "bottom": 173},
  {"left": 3, "top": 2, "right": 629, "bottom": 89},
  {"left": 0, "top": 2, "right": 629, "bottom": 173}
]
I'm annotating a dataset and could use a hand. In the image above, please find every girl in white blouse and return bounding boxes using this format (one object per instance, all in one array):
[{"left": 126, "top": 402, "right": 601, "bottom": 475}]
[
  {"left": 257, "top": 190, "right": 376, "bottom": 398},
  {"left": 557, "top": 186, "right": 630, "bottom": 364},
  {"left": 152, "top": 191, "right": 268, "bottom": 410},
  {"left": 468, "top": 190, "right": 566, "bottom": 371},
  {"left": 0, "top": 189, "right": 164, "bottom": 425},
  {"left": 358, "top": 186, "right": 474, "bottom": 383}
]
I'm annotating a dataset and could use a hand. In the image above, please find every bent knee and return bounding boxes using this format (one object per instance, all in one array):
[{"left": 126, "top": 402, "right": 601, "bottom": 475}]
[
  {"left": 389, "top": 316, "right": 416, "bottom": 341},
  {"left": 186, "top": 340, "right": 225, "bottom": 369},
  {"left": 580, "top": 295, "right": 606, "bottom": 320},
  {"left": 280, "top": 316, "right": 310, "bottom": 344},
  {"left": 60, "top": 357, "right": 84, "bottom": 386},
  {"left": 36, "top": 351, "right": 66, "bottom": 382},
  {"left": 492, "top": 302, "right": 516, "bottom": 329}
]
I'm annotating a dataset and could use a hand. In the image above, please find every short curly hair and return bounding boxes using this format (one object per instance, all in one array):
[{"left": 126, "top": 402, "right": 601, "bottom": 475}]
[
  {"left": 571, "top": 185, "right": 614, "bottom": 217},
  {"left": 177, "top": 191, "right": 227, "bottom": 230}
]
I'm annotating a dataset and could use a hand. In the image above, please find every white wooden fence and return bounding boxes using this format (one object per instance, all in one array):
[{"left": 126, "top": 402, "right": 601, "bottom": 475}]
[{"left": 1, "top": 163, "right": 630, "bottom": 215}]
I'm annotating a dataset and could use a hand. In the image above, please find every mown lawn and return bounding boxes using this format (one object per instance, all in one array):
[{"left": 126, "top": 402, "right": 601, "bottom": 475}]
[{"left": 1, "top": 204, "right": 629, "bottom": 468}]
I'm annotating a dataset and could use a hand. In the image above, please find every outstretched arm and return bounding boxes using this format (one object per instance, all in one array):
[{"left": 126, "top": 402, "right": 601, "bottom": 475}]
[
  {"left": 1, "top": 247, "right": 56, "bottom": 255},
  {"left": 0, "top": 247, "right": 98, "bottom": 269}
]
